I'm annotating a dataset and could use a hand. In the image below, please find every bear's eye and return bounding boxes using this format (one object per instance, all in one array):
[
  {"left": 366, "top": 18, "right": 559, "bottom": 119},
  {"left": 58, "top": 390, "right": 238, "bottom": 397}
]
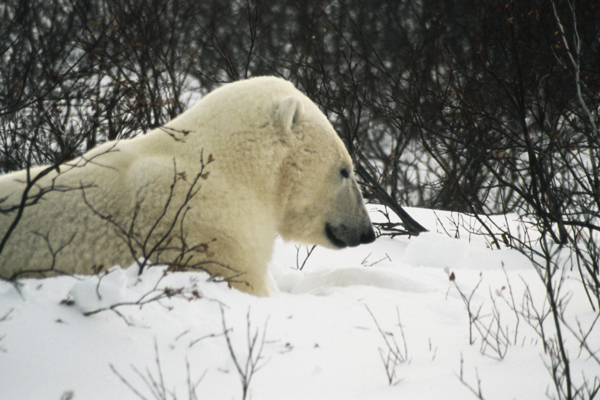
[{"left": 340, "top": 168, "right": 350, "bottom": 178}]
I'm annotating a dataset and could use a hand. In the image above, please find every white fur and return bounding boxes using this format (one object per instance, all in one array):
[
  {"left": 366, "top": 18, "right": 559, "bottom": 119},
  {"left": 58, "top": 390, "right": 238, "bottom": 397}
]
[{"left": 0, "top": 77, "right": 374, "bottom": 296}]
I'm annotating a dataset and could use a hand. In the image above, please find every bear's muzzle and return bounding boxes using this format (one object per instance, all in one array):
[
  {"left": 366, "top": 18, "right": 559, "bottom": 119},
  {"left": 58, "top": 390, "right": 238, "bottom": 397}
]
[{"left": 325, "top": 222, "right": 376, "bottom": 248}]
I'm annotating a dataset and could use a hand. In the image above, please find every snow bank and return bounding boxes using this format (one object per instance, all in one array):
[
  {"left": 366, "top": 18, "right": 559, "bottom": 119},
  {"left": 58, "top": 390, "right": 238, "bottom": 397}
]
[{"left": 0, "top": 207, "right": 597, "bottom": 400}]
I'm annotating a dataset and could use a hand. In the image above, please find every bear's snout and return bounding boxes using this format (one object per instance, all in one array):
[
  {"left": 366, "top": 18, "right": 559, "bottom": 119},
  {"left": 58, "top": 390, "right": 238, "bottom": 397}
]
[{"left": 325, "top": 223, "right": 376, "bottom": 248}]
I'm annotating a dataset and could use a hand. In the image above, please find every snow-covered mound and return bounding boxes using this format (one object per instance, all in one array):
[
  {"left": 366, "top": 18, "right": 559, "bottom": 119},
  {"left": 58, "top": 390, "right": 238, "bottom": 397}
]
[{"left": 0, "top": 207, "right": 598, "bottom": 400}]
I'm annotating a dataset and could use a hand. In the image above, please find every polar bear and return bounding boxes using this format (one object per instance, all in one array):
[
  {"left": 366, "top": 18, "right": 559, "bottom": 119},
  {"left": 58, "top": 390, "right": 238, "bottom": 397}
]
[{"left": 0, "top": 76, "right": 375, "bottom": 296}]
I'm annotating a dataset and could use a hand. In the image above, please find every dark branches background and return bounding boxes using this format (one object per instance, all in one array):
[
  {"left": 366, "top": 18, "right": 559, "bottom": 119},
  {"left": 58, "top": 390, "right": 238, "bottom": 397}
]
[
  {"left": 2, "top": 0, "right": 598, "bottom": 232},
  {"left": 3, "top": 0, "right": 597, "bottom": 210}
]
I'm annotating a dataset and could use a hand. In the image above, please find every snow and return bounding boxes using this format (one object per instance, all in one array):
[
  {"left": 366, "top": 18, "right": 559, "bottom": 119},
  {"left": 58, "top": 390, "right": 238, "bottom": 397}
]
[{"left": 0, "top": 206, "right": 598, "bottom": 400}]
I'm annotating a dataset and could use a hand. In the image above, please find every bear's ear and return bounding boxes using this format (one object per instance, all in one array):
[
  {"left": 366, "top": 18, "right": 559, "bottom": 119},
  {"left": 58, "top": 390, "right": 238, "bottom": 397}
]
[{"left": 275, "top": 96, "right": 304, "bottom": 134}]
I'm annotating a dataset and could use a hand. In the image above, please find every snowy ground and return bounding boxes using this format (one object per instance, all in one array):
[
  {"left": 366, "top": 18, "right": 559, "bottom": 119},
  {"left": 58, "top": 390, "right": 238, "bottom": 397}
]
[{"left": 1, "top": 206, "right": 598, "bottom": 400}]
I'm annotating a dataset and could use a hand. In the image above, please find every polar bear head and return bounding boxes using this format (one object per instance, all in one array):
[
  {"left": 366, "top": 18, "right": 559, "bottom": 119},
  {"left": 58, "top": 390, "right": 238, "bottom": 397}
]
[
  {"left": 273, "top": 92, "right": 376, "bottom": 249},
  {"left": 164, "top": 76, "right": 376, "bottom": 250}
]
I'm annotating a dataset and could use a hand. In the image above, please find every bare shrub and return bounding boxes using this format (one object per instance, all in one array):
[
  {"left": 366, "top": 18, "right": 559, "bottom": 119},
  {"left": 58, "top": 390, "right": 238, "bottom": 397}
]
[
  {"left": 111, "top": 340, "right": 205, "bottom": 400},
  {"left": 220, "top": 306, "right": 270, "bottom": 400},
  {"left": 366, "top": 305, "right": 409, "bottom": 386}
]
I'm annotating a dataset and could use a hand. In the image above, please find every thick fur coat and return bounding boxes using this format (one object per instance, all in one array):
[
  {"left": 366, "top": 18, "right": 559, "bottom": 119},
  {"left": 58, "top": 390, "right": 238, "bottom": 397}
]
[{"left": 0, "top": 77, "right": 375, "bottom": 295}]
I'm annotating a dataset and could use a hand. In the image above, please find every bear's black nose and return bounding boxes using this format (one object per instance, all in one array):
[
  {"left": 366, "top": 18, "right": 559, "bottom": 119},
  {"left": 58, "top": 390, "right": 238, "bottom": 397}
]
[{"left": 360, "top": 227, "right": 376, "bottom": 244}]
